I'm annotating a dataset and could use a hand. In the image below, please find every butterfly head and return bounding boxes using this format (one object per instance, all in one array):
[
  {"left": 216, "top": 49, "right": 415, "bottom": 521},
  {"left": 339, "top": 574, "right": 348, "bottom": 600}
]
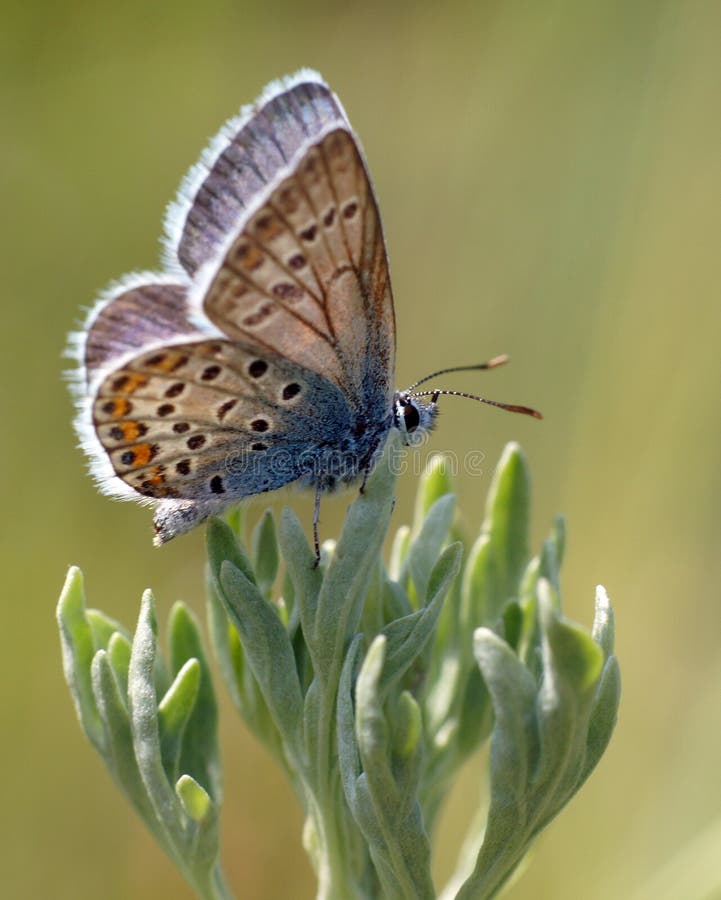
[
  {"left": 393, "top": 391, "right": 439, "bottom": 446},
  {"left": 394, "top": 356, "right": 543, "bottom": 447}
]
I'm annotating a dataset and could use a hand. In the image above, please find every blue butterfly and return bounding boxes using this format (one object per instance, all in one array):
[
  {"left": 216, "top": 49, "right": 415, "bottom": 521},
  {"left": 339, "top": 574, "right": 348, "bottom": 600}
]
[{"left": 69, "top": 70, "right": 540, "bottom": 557}]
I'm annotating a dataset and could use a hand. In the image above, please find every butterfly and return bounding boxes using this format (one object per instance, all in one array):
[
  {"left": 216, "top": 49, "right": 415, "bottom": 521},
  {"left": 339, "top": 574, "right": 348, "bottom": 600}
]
[{"left": 69, "top": 70, "right": 541, "bottom": 558}]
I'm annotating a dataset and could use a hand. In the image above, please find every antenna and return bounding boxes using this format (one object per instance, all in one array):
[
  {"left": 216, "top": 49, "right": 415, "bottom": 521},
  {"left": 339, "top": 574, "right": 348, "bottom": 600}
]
[
  {"left": 405, "top": 355, "right": 509, "bottom": 392},
  {"left": 412, "top": 388, "right": 542, "bottom": 419}
]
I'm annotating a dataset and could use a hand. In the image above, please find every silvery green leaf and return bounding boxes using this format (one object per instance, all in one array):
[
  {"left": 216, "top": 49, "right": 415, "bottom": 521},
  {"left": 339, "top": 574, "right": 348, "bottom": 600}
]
[
  {"left": 337, "top": 635, "right": 364, "bottom": 801},
  {"left": 215, "top": 559, "right": 304, "bottom": 761},
  {"left": 582, "top": 587, "right": 621, "bottom": 781},
  {"left": 59, "top": 573, "right": 230, "bottom": 899},
  {"left": 252, "top": 509, "right": 280, "bottom": 599},
  {"left": 382, "top": 568, "right": 414, "bottom": 624},
  {"left": 61, "top": 439, "right": 620, "bottom": 900},
  {"left": 310, "top": 439, "right": 396, "bottom": 678},
  {"left": 460, "top": 534, "right": 497, "bottom": 631},
  {"left": 380, "top": 542, "right": 462, "bottom": 692},
  {"left": 176, "top": 773, "right": 211, "bottom": 822},
  {"left": 480, "top": 442, "right": 531, "bottom": 596},
  {"left": 128, "top": 591, "right": 184, "bottom": 835},
  {"left": 206, "top": 515, "right": 255, "bottom": 586},
  {"left": 223, "top": 504, "right": 245, "bottom": 542},
  {"left": 91, "top": 649, "right": 154, "bottom": 821},
  {"left": 453, "top": 581, "right": 620, "bottom": 899},
  {"left": 421, "top": 445, "right": 535, "bottom": 829},
  {"left": 158, "top": 658, "right": 200, "bottom": 780},
  {"left": 279, "top": 506, "right": 322, "bottom": 627},
  {"left": 389, "top": 524, "right": 411, "bottom": 580},
  {"left": 412, "top": 453, "right": 455, "bottom": 527},
  {"left": 349, "top": 636, "right": 435, "bottom": 900},
  {"left": 86, "top": 607, "right": 131, "bottom": 648},
  {"left": 404, "top": 494, "right": 456, "bottom": 605},
  {"left": 106, "top": 631, "right": 132, "bottom": 699},
  {"left": 168, "top": 602, "right": 221, "bottom": 801},
  {"left": 359, "top": 560, "right": 386, "bottom": 635},
  {"left": 205, "top": 561, "right": 245, "bottom": 714},
  {"left": 57, "top": 567, "right": 105, "bottom": 752},
  {"left": 207, "top": 568, "right": 289, "bottom": 771}
]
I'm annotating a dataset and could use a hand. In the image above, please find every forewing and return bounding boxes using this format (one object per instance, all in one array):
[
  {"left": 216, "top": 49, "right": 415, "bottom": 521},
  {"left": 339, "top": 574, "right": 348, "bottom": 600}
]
[
  {"left": 196, "top": 127, "right": 395, "bottom": 408},
  {"left": 166, "top": 71, "right": 346, "bottom": 276},
  {"left": 171, "top": 74, "right": 396, "bottom": 410}
]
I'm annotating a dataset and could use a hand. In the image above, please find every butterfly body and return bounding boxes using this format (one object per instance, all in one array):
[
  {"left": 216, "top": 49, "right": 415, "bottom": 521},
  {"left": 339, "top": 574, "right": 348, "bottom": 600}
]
[
  {"left": 67, "top": 70, "right": 408, "bottom": 544},
  {"left": 69, "top": 70, "right": 535, "bottom": 548}
]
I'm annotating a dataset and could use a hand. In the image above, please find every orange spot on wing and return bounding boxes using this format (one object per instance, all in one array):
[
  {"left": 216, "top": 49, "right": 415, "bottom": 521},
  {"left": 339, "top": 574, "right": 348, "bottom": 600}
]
[
  {"left": 156, "top": 353, "right": 188, "bottom": 373},
  {"left": 148, "top": 466, "right": 166, "bottom": 487},
  {"left": 120, "top": 421, "right": 144, "bottom": 441},
  {"left": 109, "top": 398, "right": 131, "bottom": 418},
  {"left": 131, "top": 443, "right": 158, "bottom": 467},
  {"left": 137, "top": 465, "right": 173, "bottom": 497},
  {"left": 116, "top": 373, "right": 148, "bottom": 394}
]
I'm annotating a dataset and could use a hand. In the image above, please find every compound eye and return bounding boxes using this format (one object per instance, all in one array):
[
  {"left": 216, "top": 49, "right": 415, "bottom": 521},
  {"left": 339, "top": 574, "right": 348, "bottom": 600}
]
[{"left": 403, "top": 402, "right": 421, "bottom": 433}]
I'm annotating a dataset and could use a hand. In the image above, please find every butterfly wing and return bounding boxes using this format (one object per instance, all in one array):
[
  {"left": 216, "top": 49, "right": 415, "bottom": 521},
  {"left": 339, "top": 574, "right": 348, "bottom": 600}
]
[
  {"left": 77, "top": 276, "right": 204, "bottom": 390},
  {"left": 71, "top": 72, "right": 396, "bottom": 542},
  {"left": 169, "top": 72, "right": 396, "bottom": 413},
  {"left": 86, "top": 333, "right": 360, "bottom": 542},
  {"left": 166, "top": 71, "right": 344, "bottom": 277}
]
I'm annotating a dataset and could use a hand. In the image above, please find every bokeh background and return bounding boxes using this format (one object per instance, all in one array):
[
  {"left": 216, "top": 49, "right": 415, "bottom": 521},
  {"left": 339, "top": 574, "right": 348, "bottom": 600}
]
[{"left": 3, "top": 1, "right": 720, "bottom": 897}]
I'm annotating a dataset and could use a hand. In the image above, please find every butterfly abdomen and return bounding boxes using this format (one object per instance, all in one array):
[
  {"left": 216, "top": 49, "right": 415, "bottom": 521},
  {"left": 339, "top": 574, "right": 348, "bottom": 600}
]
[{"left": 294, "top": 409, "right": 393, "bottom": 492}]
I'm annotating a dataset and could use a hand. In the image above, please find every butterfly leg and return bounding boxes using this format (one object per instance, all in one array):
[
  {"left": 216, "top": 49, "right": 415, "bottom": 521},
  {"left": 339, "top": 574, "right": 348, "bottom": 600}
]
[
  {"left": 313, "top": 480, "right": 323, "bottom": 567},
  {"left": 360, "top": 449, "right": 396, "bottom": 513},
  {"left": 359, "top": 439, "right": 383, "bottom": 495},
  {"left": 359, "top": 463, "right": 372, "bottom": 495}
]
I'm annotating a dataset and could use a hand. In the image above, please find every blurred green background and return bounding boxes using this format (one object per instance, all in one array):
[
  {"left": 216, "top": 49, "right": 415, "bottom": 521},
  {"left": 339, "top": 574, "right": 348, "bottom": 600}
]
[{"left": 3, "top": 0, "right": 721, "bottom": 897}]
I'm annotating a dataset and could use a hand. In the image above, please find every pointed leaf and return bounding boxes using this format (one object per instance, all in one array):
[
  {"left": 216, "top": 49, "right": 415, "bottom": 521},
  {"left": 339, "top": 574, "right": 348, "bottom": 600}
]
[
  {"left": 57, "top": 568, "right": 104, "bottom": 751},
  {"left": 389, "top": 524, "right": 411, "bottom": 581},
  {"left": 311, "top": 446, "right": 395, "bottom": 676},
  {"left": 279, "top": 506, "right": 322, "bottom": 628},
  {"left": 353, "top": 636, "right": 435, "bottom": 900},
  {"left": 86, "top": 608, "right": 131, "bottom": 648},
  {"left": 381, "top": 542, "right": 462, "bottom": 690},
  {"left": 393, "top": 691, "right": 422, "bottom": 759},
  {"left": 460, "top": 534, "right": 501, "bottom": 629},
  {"left": 592, "top": 584, "right": 615, "bottom": 657},
  {"left": 107, "top": 631, "right": 132, "bottom": 699},
  {"left": 413, "top": 453, "right": 455, "bottom": 528},
  {"left": 252, "top": 509, "right": 280, "bottom": 598},
  {"left": 481, "top": 442, "right": 530, "bottom": 598},
  {"left": 176, "top": 773, "right": 211, "bottom": 823},
  {"left": 218, "top": 561, "right": 303, "bottom": 755},
  {"left": 127, "top": 591, "right": 181, "bottom": 835},
  {"left": 405, "top": 494, "right": 456, "bottom": 604},
  {"left": 473, "top": 628, "right": 537, "bottom": 806},
  {"left": 583, "top": 655, "right": 621, "bottom": 781},
  {"left": 168, "top": 602, "right": 220, "bottom": 800},
  {"left": 337, "top": 635, "right": 364, "bottom": 809},
  {"left": 206, "top": 567, "right": 244, "bottom": 712},
  {"left": 206, "top": 516, "right": 255, "bottom": 585},
  {"left": 91, "top": 651, "right": 165, "bottom": 844},
  {"left": 158, "top": 658, "right": 201, "bottom": 784}
]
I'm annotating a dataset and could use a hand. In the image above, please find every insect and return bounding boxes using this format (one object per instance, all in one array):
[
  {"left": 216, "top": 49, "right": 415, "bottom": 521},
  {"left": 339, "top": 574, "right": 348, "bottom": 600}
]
[{"left": 69, "top": 70, "right": 541, "bottom": 558}]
